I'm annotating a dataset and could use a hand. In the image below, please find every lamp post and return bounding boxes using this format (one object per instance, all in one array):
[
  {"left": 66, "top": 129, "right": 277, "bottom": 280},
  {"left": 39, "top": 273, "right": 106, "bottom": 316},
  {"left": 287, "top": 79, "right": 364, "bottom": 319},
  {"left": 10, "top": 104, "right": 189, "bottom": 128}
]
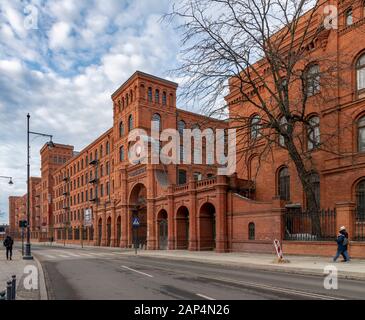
[{"left": 24, "top": 113, "right": 55, "bottom": 260}]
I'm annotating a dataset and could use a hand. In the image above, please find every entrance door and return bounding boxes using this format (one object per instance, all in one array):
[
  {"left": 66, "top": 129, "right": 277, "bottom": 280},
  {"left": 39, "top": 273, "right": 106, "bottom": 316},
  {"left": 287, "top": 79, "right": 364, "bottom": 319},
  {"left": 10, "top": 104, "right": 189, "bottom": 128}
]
[{"left": 159, "top": 219, "right": 168, "bottom": 250}]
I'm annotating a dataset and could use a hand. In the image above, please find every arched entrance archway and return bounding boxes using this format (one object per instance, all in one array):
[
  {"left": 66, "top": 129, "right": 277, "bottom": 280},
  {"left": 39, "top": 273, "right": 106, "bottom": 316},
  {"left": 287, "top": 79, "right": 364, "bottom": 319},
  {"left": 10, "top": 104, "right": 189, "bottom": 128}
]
[
  {"left": 157, "top": 210, "right": 168, "bottom": 250},
  {"left": 129, "top": 183, "right": 147, "bottom": 249},
  {"left": 98, "top": 218, "right": 102, "bottom": 246},
  {"left": 176, "top": 206, "right": 189, "bottom": 249},
  {"left": 107, "top": 217, "right": 111, "bottom": 246},
  {"left": 116, "top": 216, "right": 121, "bottom": 247},
  {"left": 199, "top": 202, "right": 216, "bottom": 250}
]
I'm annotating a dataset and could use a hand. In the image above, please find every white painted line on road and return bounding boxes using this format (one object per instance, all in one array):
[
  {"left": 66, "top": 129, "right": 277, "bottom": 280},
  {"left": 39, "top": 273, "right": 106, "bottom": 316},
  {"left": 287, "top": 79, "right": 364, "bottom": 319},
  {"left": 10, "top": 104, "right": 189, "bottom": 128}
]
[
  {"left": 44, "top": 255, "right": 56, "bottom": 259},
  {"left": 211, "top": 277, "right": 344, "bottom": 300},
  {"left": 121, "top": 265, "right": 154, "bottom": 278},
  {"left": 77, "top": 253, "right": 94, "bottom": 257},
  {"left": 196, "top": 293, "right": 216, "bottom": 300},
  {"left": 58, "top": 254, "right": 72, "bottom": 258}
]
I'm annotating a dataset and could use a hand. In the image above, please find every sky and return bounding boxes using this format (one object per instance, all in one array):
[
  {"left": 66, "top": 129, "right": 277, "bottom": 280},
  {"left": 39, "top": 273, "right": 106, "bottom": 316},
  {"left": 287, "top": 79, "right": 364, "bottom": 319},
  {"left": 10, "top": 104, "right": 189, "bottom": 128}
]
[{"left": 0, "top": 0, "right": 185, "bottom": 224}]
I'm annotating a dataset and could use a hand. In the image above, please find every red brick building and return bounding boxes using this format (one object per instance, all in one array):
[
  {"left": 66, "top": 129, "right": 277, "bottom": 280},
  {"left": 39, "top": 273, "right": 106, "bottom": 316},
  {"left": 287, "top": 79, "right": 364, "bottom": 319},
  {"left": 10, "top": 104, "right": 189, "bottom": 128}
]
[{"left": 8, "top": 0, "right": 365, "bottom": 257}]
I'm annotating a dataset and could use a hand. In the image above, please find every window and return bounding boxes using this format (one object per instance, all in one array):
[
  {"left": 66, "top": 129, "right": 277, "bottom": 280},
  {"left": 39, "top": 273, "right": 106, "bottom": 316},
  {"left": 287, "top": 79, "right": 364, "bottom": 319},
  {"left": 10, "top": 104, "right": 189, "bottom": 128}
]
[
  {"left": 306, "top": 64, "right": 320, "bottom": 96},
  {"left": 278, "top": 167, "right": 290, "bottom": 201},
  {"left": 248, "top": 222, "right": 255, "bottom": 240},
  {"left": 279, "top": 116, "right": 287, "bottom": 147},
  {"left": 307, "top": 116, "right": 320, "bottom": 150},
  {"left": 358, "top": 116, "right": 365, "bottom": 152},
  {"left": 193, "top": 172, "right": 202, "bottom": 181},
  {"left": 356, "top": 53, "right": 365, "bottom": 98},
  {"left": 148, "top": 87, "right": 153, "bottom": 102},
  {"left": 107, "top": 182, "right": 110, "bottom": 196},
  {"left": 162, "top": 92, "right": 167, "bottom": 105},
  {"left": 106, "top": 162, "right": 110, "bottom": 175},
  {"left": 100, "top": 184, "right": 104, "bottom": 197},
  {"left": 152, "top": 113, "right": 161, "bottom": 155},
  {"left": 250, "top": 115, "right": 261, "bottom": 139},
  {"left": 152, "top": 113, "right": 161, "bottom": 132},
  {"left": 120, "top": 146, "right": 125, "bottom": 162},
  {"left": 356, "top": 180, "right": 365, "bottom": 220},
  {"left": 345, "top": 8, "right": 353, "bottom": 26},
  {"left": 307, "top": 172, "right": 320, "bottom": 208},
  {"left": 100, "top": 145, "right": 103, "bottom": 158},
  {"left": 128, "top": 115, "right": 133, "bottom": 132},
  {"left": 106, "top": 141, "right": 110, "bottom": 155},
  {"left": 178, "top": 169, "right": 187, "bottom": 185},
  {"left": 178, "top": 120, "right": 186, "bottom": 136},
  {"left": 126, "top": 94, "right": 129, "bottom": 106},
  {"left": 155, "top": 89, "right": 160, "bottom": 103},
  {"left": 119, "top": 122, "right": 124, "bottom": 137}
]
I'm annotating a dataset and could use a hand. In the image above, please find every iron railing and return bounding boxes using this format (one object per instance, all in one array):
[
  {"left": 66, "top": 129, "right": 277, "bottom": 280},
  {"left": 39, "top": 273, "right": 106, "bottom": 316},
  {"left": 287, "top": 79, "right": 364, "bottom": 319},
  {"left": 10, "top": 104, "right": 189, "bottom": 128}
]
[
  {"left": 284, "top": 209, "right": 337, "bottom": 241},
  {"left": 354, "top": 210, "right": 365, "bottom": 241}
]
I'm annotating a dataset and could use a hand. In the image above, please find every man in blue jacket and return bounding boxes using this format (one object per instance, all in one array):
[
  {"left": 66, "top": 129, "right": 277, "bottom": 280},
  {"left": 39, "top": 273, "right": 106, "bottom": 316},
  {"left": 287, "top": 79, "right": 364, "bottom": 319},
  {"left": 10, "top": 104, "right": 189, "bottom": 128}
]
[{"left": 333, "top": 226, "right": 350, "bottom": 262}]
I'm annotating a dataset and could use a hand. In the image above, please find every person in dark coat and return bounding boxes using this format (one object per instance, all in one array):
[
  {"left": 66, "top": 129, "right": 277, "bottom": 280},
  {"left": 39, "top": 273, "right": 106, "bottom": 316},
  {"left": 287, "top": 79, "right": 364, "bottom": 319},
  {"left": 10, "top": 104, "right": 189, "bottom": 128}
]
[
  {"left": 333, "top": 226, "right": 350, "bottom": 262},
  {"left": 3, "top": 235, "right": 14, "bottom": 260}
]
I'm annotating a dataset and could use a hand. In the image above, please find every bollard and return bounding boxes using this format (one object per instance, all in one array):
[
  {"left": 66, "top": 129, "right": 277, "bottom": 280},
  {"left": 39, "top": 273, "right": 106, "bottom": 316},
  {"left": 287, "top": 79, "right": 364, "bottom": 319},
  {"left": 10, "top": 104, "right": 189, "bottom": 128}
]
[
  {"left": 6, "top": 281, "right": 12, "bottom": 300},
  {"left": 0, "top": 290, "right": 6, "bottom": 301},
  {"left": 11, "top": 275, "right": 16, "bottom": 300}
]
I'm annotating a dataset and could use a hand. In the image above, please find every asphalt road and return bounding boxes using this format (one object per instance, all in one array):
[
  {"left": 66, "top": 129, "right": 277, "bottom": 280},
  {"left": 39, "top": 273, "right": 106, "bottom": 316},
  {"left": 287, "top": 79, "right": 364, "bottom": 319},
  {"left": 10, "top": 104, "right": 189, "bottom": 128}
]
[{"left": 29, "top": 244, "right": 365, "bottom": 300}]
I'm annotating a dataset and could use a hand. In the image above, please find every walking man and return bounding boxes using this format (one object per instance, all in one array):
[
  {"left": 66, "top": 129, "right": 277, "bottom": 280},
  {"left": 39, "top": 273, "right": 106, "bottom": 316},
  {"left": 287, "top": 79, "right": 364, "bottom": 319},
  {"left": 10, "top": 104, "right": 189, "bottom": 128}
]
[
  {"left": 333, "top": 226, "right": 350, "bottom": 262},
  {"left": 3, "top": 235, "right": 14, "bottom": 260}
]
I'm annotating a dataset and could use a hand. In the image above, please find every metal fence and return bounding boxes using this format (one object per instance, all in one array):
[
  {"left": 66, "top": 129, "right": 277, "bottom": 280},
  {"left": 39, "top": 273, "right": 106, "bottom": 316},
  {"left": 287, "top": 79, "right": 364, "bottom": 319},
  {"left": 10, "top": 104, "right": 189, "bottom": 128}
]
[
  {"left": 284, "top": 209, "right": 337, "bottom": 241},
  {"left": 354, "top": 210, "right": 365, "bottom": 241}
]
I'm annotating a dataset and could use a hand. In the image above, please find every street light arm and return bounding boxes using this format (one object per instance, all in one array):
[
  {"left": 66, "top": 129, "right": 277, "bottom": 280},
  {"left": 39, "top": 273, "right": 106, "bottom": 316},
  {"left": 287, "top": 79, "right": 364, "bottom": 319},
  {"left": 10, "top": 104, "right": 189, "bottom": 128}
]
[
  {"left": 0, "top": 176, "right": 12, "bottom": 179},
  {"left": 28, "top": 131, "right": 53, "bottom": 140}
]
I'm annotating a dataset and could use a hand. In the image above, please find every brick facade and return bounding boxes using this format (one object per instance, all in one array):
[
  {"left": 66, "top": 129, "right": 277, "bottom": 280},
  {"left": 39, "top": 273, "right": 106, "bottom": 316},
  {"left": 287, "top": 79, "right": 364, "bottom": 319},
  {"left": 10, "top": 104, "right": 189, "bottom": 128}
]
[{"left": 8, "top": 0, "right": 365, "bottom": 256}]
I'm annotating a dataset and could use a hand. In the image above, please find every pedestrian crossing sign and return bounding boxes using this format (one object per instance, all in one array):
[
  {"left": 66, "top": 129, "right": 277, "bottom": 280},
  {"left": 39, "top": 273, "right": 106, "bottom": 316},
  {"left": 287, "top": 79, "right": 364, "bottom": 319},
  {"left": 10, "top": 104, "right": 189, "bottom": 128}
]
[{"left": 132, "top": 217, "right": 140, "bottom": 227}]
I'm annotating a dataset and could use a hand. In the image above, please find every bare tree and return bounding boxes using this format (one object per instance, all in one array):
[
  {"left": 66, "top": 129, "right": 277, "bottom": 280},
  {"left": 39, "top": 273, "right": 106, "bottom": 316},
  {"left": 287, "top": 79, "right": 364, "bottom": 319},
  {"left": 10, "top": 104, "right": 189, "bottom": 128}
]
[{"left": 166, "top": 0, "right": 358, "bottom": 235}]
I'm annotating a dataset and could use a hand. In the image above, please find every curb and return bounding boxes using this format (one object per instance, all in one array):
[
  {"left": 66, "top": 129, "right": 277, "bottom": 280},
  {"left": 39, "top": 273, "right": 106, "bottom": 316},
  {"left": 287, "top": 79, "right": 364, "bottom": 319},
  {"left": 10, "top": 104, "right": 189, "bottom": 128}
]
[
  {"left": 126, "top": 252, "right": 365, "bottom": 281},
  {"left": 33, "top": 255, "right": 48, "bottom": 300}
]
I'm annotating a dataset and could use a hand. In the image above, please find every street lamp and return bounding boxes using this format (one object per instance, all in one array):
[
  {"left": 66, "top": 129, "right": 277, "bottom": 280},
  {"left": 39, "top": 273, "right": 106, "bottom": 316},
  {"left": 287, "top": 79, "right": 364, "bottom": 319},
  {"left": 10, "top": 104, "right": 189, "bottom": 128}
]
[
  {"left": 0, "top": 176, "right": 14, "bottom": 185},
  {"left": 24, "top": 113, "right": 54, "bottom": 260}
]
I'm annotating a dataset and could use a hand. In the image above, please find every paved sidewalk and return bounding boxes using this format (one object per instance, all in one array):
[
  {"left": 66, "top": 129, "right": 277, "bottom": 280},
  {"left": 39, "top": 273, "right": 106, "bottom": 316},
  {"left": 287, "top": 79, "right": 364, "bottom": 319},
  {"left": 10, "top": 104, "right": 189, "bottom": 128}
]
[
  {"left": 0, "top": 247, "right": 47, "bottom": 300},
  {"left": 32, "top": 241, "right": 365, "bottom": 280}
]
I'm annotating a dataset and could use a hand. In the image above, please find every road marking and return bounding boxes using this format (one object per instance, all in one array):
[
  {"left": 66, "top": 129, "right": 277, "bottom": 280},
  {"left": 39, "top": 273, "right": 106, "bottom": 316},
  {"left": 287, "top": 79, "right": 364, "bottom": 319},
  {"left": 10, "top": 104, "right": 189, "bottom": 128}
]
[
  {"left": 44, "top": 255, "right": 56, "bottom": 259},
  {"left": 196, "top": 293, "right": 215, "bottom": 300},
  {"left": 77, "top": 253, "right": 94, "bottom": 257},
  {"left": 121, "top": 265, "right": 154, "bottom": 278},
  {"left": 58, "top": 254, "right": 72, "bottom": 258},
  {"left": 208, "top": 277, "right": 344, "bottom": 300}
]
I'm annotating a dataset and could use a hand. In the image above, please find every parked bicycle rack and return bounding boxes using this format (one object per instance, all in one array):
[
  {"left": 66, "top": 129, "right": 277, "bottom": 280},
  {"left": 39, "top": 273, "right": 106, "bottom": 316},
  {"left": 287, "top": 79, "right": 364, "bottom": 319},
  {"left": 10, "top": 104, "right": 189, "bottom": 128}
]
[{"left": 0, "top": 275, "right": 16, "bottom": 300}]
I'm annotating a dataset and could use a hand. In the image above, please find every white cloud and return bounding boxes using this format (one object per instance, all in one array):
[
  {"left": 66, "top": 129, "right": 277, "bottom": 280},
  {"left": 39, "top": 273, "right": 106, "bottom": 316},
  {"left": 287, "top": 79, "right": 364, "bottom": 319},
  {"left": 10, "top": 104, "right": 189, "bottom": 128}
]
[{"left": 0, "top": 0, "right": 184, "bottom": 223}]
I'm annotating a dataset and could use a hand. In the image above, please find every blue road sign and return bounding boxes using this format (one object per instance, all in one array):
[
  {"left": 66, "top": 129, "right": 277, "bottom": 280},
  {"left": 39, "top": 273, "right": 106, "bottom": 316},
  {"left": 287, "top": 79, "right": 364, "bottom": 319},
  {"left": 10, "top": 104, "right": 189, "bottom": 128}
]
[{"left": 132, "top": 217, "right": 140, "bottom": 227}]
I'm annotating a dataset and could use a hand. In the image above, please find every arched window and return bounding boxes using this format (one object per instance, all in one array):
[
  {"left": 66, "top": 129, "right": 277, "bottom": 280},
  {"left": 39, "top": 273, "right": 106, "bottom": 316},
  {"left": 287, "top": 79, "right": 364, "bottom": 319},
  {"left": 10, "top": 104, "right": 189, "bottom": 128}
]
[
  {"left": 118, "top": 100, "right": 121, "bottom": 112},
  {"left": 130, "top": 91, "right": 133, "bottom": 103},
  {"left": 356, "top": 180, "right": 365, "bottom": 220},
  {"left": 106, "top": 141, "right": 110, "bottom": 155},
  {"left": 178, "top": 120, "right": 186, "bottom": 136},
  {"left": 148, "top": 87, "right": 153, "bottom": 102},
  {"left": 152, "top": 113, "right": 161, "bottom": 132},
  {"left": 155, "top": 89, "right": 160, "bottom": 103},
  {"left": 119, "top": 146, "right": 125, "bottom": 162},
  {"left": 152, "top": 113, "right": 161, "bottom": 155},
  {"left": 306, "top": 64, "right": 320, "bottom": 96},
  {"left": 279, "top": 116, "right": 287, "bottom": 147},
  {"left": 122, "top": 97, "right": 125, "bottom": 109},
  {"left": 356, "top": 53, "right": 365, "bottom": 98},
  {"left": 162, "top": 92, "right": 167, "bottom": 105},
  {"left": 126, "top": 94, "right": 129, "bottom": 106},
  {"left": 100, "top": 145, "right": 103, "bottom": 158},
  {"left": 358, "top": 116, "right": 365, "bottom": 152},
  {"left": 278, "top": 167, "right": 290, "bottom": 201},
  {"left": 248, "top": 222, "right": 255, "bottom": 240},
  {"left": 250, "top": 115, "right": 261, "bottom": 139},
  {"left": 119, "top": 122, "right": 124, "bottom": 137},
  {"left": 345, "top": 7, "right": 353, "bottom": 26},
  {"left": 307, "top": 116, "right": 320, "bottom": 150},
  {"left": 128, "top": 115, "right": 133, "bottom": 132}
]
